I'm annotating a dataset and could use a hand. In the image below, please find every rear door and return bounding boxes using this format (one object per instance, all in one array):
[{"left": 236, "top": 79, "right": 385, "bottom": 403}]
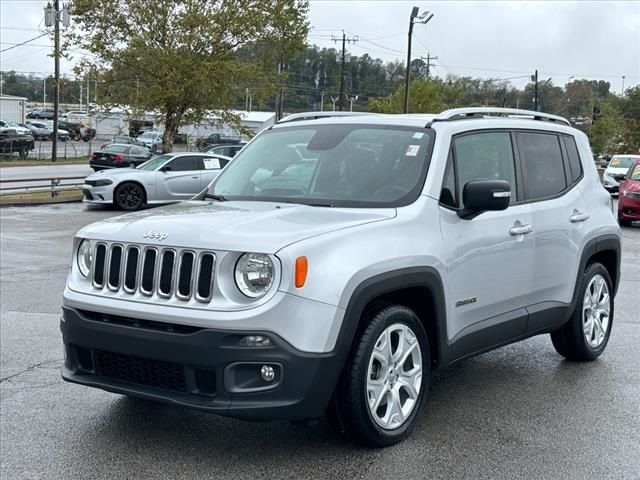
[
  {"left": 157, "top": 155, "right": 202, "bottom": 199},
  {"left": 439, "top": 130, "right": 534, "bottom": 357},
  {"left": 515, "top": 131, "right": 588, "bottom": 330}
]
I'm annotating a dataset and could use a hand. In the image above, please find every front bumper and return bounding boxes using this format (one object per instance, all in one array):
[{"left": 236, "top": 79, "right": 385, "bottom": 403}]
[
  {"left": 619, "top": 195, "right": 640, "bottom": 221},
  {"left": 82, "top": 184, "right": 114, "bottom": 204},
  {"left": 61, "top": 307, "right": 344, "bottom": 420}
]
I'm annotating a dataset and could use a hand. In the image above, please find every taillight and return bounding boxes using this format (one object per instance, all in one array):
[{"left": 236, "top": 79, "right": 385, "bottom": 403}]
[{"left": 113, "top": 155, "right": 124, "bottom": 162}]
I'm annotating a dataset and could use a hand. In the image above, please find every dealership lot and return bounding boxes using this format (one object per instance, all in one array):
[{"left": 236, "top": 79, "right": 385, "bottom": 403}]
[{"left": 1, "top": 203, "right": 639, "bottom": 479}]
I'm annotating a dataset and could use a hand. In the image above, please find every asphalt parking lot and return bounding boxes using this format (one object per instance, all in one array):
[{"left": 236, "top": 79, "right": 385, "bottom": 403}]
[{"left": 1, "top": 203, "right": 639, "bottom": 480}]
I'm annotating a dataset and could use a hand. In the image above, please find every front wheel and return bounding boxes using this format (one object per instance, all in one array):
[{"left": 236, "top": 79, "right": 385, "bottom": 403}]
[
  {"left": 114, "top": 182, "right": 145, "bottom": 211},
  {"left": 328, "top": 305, "right": 430, "bottom": 447},
  {"left": 551, "top": 262, "right": 613, "bottom": 361}
]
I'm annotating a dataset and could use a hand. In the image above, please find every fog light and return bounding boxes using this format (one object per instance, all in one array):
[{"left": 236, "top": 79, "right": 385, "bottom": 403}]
[
  {"left": 260, "top": 365, "right": 275, "bottom": 382},
  {"left": 238, "top": 335, "right": 272, "bottom": 347}
]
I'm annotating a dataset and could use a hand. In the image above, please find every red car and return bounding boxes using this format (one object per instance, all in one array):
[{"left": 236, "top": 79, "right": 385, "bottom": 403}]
[{"left": 618, "top": 160, "right": 640, "bottom": 226}]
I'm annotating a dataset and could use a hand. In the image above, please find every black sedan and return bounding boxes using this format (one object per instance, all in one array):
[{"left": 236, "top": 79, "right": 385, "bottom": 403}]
[{"left": 89, "top": 144, "right": 153, "bottom": 171}]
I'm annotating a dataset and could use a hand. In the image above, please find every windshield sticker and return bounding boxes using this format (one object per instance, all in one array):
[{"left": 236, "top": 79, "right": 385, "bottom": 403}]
[
  {"left": 412, "top": 132, "right": 425, "bottom": 139},
  {"left": 405, "top": 145, "right": 420, "bottom": 157},
  {"left": 610, "top": 159, "right": 621, "bottom": 166}
]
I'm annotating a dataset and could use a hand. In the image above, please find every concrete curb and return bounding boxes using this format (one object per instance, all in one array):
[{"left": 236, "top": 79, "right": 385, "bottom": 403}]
[{"left": 0, "top": 194, "right": 83, "bottom": 207}]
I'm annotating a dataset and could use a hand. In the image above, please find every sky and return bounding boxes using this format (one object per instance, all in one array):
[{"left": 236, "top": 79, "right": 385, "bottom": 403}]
[{"left": 0, "top": 0, "right": 639, "bottom": 93}]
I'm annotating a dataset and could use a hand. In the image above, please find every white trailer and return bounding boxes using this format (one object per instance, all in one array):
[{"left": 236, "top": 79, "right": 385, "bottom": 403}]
[{"left": 0, "top": 95, "right": 27, "bottom": 123}]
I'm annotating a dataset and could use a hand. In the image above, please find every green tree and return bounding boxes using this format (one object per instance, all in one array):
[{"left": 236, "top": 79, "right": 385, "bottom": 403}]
[
  {"left": 591, "top": 102, "right": 637, "bottom": 155},
  {"left": 66, "top": 0, "right": 309, "bottom": 151}
]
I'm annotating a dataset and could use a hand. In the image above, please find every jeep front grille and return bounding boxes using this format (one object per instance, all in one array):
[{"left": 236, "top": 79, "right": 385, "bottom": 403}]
[{"left": 91, "top": 242, "right": 215, "bottom": 302}]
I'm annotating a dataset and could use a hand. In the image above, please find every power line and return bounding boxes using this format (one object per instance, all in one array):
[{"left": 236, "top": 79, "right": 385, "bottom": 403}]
[{"left": 0, "top": 33, "right": 48, "bottom": 53}]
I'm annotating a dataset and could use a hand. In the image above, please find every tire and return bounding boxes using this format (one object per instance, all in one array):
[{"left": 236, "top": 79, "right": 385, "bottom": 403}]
[
  {"left": 550, "top": 262, "right": 613, "bottom": 361},
  {"left": 618, "top": 210, "right": 631, "bottom": 227},
  {"left": 114, "top": 182, "right": 145, "bottom": 211},
  {"left": 18, "top": 146, "right": 28, "bottom": 159},
  {"left": 329, "top": 304, "right": 430, "bottom": 447}
]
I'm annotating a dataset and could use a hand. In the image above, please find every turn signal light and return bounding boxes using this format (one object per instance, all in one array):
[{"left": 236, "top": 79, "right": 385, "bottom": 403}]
[{"left": 295, "top": 256, "right": 308, "bottom": 288}]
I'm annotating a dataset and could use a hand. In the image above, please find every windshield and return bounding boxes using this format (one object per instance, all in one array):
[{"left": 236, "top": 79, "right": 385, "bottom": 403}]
[
  {"left": 138, "top": 155, "right": 171, "bottom": 171},
  {"left": 139, "top": 132, "right": 157, "bottom": 139},
  {"left": 609, "top": 156, "right": 637, "bottom": 168},
  {"left": 209, "top": 124, "right": 434, "bottom": 207},
  {"left": 629, "top": 164, "right": 640, "bottom": 180}
]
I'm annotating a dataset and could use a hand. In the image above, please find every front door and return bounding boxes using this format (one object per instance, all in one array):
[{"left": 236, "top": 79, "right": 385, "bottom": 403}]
[
  {"left": 158, "top": 155, "right": 202, "bottom": 199},
  {"left": 438, "top": 130, "right": 534, "bottom": 360}
]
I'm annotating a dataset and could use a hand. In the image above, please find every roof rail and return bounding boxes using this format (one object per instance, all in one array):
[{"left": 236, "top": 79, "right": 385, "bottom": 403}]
[
  {"left": 429, "top": 107, "right": 571, "bottom": 126},
  {"left": 277, "top": 111, "right": 377, "bottom": 124}
]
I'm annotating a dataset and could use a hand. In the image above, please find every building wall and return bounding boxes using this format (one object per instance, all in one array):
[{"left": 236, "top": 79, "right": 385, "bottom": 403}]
[{"left": 0, "top": 96, "right": 27, "bottom": 123}]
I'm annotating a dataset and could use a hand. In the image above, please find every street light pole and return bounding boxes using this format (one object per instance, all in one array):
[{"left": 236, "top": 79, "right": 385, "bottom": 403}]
[{"left": 403, "top": 7, "right": 434, "bottom": 114}]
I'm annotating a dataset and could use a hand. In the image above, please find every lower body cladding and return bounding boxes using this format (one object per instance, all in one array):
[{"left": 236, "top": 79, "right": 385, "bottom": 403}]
[{"left": 60, "top": 307, "right": 344, "bottom": 420}]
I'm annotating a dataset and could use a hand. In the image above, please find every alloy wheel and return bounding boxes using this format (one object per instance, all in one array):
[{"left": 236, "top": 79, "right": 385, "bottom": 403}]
[
  {"left": 366, "top": 323, "right": 422, "bottom": 430},
  {"left": 117, "top": 184, "right": 143, "bottom": 210},
  {"left": 582, "top": 274, "right": 611, "bottom": 348}
]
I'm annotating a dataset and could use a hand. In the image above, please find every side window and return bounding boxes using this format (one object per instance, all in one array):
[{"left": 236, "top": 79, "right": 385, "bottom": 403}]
[
  {"left": 453, "top": 131, "right": 517, "bottom": 204},
  {"left": 517, "top": 132, "right": 567, "bottom": 200},
  {"left": 203, "top": 157, "right": 221, "bottom": 170},
  {"left": 563, "top": 136, "right": 583, "bottom": 184},
  {"left": 166, "top": 156, "right": 198, "bottom": 171}
]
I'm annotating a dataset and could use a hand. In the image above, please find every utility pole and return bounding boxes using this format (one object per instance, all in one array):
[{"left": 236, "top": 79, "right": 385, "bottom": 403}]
[
  {"left": 404, "top": 7, "right": 434, "bottom": 113},
  {"left": 332, "top": 32, "right": 358, "bottom": 111},
  {"left": 52, "top": 0, "right": 60, "bottom": 163},
  {"left": 45, "top": 1, "right": 69, "bottom": 162},
  {"left": 320, "top": 90, "right": 325, "bottom": 111},
  {"left": 622, "top": 75, "right": 626, "bottom": 97},
  {"left": 420, "top": 53, "right": 438, "bottom": 79},
  {"left": 532, "top": 69, "right": 539, "bottom": 112}
]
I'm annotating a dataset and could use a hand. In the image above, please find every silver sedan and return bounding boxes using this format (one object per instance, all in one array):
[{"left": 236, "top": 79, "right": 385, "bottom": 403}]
[{"left": 82, "top": 152, "right": 232, "bottom": 210}]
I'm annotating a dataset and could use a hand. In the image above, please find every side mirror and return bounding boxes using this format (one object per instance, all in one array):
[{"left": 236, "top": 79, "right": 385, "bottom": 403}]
[
  {"left": 460, "top": 180, "right": 511, "bottom": 219},
  {"left": 161, "top": 166, "right": 172, "bottom": 172}
]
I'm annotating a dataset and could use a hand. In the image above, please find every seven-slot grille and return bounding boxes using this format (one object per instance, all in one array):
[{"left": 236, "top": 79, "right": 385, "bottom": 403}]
[{"left": 92, "top": 243, "right": 215, "bottom": 302}]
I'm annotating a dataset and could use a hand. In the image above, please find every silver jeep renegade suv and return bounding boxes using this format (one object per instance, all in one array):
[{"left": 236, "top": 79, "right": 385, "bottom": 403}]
[{"left": 61, "top": 108, "right": 621, "bottom": 447}]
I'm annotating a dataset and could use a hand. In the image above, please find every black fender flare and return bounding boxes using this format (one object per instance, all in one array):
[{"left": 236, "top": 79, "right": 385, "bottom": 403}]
[
  {"left": 567, "top": 234, "right": 621, "bottom": 316},
  {"left": 333, "top": 267, "right": 448, "bottom": 371}
]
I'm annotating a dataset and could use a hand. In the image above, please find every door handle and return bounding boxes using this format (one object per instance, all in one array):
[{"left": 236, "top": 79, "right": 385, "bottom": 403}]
[
  {"left": 191, "top": 176, "right": 198, "bottom": 179},
  {"left": 570, "top": 211, "right": 590, "bottom": 223},
  {"left": 509, "top": 224, "right": 532, "bottom": 236}
]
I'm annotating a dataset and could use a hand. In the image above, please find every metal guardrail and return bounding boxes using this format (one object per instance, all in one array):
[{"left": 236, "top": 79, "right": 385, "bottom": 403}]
[{"left": 0, "top": 176, "right": 86, "bottom": 197}]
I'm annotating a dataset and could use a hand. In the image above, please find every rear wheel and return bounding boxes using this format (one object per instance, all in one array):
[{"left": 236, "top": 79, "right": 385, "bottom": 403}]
[
  {"left": 551, "top": 262, "right": 613, "bottom": 361},
  {"left": 115, "top": 182, "right": 145, "bottom": 211},
  {"left": 328, "top": 304, "right": 430, "bottom": 447}
]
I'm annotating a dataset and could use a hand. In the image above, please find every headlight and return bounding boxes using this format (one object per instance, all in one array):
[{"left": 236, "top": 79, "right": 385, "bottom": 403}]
[
  {"left": 623, "top": 190, "right": 640, "bottom": 200},
  {"left": 77, "top": 239, "right": 92, "bottom": 277},
  {"left": 93, "top": 179, "right": 113, "bottom": 186},
  {"left": 234, "top": 253, "right": 274, "bottom": 298}
]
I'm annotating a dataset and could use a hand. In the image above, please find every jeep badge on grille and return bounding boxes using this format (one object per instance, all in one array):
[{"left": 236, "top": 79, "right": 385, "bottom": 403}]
[{"left": 143, "top": 230, "right": 169, "bottom": 241}]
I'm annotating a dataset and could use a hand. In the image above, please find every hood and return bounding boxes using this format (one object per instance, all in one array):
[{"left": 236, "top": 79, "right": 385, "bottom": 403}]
[
  {"left": 86, "top": 168, "right": 150, "bottom": 179},
  {"left": 605, "top": 166, "right": 630, "bottom": 175},
  {"left": 78, "top": 200, "right": 396, "bottom": 254}
]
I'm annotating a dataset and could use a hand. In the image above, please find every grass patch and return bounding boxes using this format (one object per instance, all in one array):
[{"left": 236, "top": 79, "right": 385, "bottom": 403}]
[
  {"left": 0, "top": 188, "right": 83, "bottom": 206},
  {"left": 0, "top": 156, "right": 89, "bottom": 167}
]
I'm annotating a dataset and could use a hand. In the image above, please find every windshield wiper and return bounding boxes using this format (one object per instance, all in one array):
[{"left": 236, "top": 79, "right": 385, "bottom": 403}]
[{"left": 204, "top": 193, "right": 227, "bottom": 201}]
